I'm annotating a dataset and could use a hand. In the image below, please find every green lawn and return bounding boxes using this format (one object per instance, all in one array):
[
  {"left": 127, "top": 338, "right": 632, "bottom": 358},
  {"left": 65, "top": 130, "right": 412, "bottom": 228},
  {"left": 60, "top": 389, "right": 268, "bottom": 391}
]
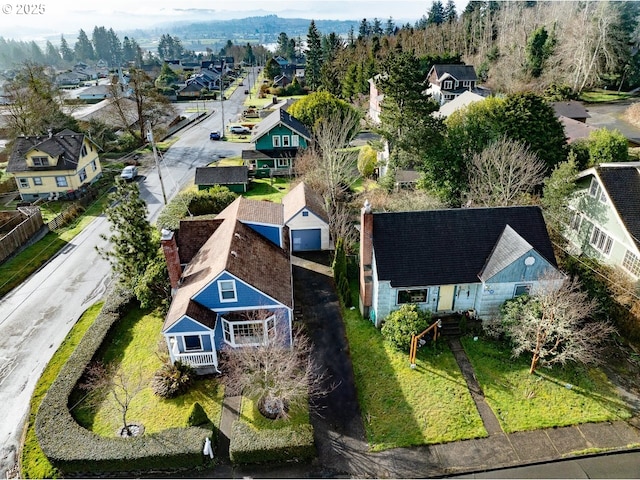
[
  {"left": 0, "top": 189, "right": 112, "bottom": 298},
  {"left": 579, "top": 89, "right": 633, "bottom": 103},
  {"left": 21, "top": 302, "right": 103, "bottom": 479},
  {"left": 461, "top": 336, "right": 631, "bottom": 433},
  {"left": 343, "top": 307, "right": 486, "bottom": 451},
  {"left": 244, "top": 177, "right": 291, "bottom": 202},
  {"left": 239, "top": 396, "right": 310, "bottom": 429},
  {"left": 72, "top": 307, "right": 224, "bottom": 436}
]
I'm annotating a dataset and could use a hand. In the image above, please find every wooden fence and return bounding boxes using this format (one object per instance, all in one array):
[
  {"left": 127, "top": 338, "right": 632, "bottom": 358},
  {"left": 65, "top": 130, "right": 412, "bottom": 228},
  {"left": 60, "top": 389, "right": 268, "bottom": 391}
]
[{"left": 0, "top": 208, "right": 44, "bottom": 264}]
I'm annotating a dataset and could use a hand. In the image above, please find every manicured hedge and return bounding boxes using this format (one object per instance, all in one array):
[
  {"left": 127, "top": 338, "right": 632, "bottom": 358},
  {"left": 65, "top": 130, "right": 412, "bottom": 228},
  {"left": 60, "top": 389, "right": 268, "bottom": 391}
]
[
  {"left": 34, "top": 284, "right": 213, "bottom": 474},
  {"left": 229, "top": 421, "right": 315, "bottom": 465}
]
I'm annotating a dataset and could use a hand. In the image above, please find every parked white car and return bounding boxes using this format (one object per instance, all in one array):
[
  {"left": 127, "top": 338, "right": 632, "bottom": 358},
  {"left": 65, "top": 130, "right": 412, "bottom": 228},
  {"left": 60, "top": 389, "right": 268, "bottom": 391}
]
[
  {"left": 120, "top": 165, "right": 138, "bottom": 181},
  {"left": 229, "top": 125, "right": 251, "bottom": 135}
]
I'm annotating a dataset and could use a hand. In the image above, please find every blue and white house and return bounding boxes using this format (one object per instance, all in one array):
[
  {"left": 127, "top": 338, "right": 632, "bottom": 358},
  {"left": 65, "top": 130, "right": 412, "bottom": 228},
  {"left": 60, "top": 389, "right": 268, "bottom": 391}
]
[
  {"left": 359, "top": 203, "right": 564, "bottom": 327},
  {"left": 283, "top": 182, "right": 331, "bottom": 252},
  {"left": 161, "top": 197, "right": 293, "bottom": 374}
]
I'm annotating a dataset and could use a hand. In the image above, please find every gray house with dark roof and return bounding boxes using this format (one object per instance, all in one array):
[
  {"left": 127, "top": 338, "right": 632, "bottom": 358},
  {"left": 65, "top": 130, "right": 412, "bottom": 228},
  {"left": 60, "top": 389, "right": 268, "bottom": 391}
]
[
  {"left": 565, "top": 162, "right": 640, "bottom": 279},
  {"left": 359, "top": 203, "right": 563, "bottom": 325},
  {"left": 426, "top": 64, "right": 482, "bottom": 106}
]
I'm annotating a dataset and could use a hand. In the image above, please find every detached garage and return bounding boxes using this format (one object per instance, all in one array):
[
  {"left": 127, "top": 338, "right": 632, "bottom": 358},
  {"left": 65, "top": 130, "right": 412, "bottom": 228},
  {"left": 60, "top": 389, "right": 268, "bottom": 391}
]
[{"left": 283, "top": 182, "right": 331, "bottom": 252}]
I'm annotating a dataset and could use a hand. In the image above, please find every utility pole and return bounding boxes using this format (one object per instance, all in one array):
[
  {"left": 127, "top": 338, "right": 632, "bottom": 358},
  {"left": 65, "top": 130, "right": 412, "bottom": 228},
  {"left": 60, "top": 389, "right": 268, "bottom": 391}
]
[
  {"left": 219, "top": 60, "right": 225, "bottom": 133},
  {"left": 147, "top": 129, "right": 167, "bottom": 205}
]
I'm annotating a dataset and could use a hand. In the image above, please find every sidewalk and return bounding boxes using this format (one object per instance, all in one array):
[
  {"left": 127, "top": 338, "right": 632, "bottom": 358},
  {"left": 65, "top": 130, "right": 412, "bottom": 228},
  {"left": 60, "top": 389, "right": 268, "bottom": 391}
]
[{"left": 208, "top": 254, "right": 640, "bottom": 478}]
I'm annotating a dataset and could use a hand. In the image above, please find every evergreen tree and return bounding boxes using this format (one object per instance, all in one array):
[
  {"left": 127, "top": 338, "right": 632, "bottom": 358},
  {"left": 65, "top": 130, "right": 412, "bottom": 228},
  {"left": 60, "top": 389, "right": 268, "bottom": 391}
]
[
  {"left": 526, "top": 26, "right": 555, "bottom": 78},
  {"left": 122, "top": 36, "right": 135, "bottom": 64},
  {"left": 385, "top": 17, "right": 396, "bottom": 36},
  {"left": 244, "top": 43, "right": 255, "bottom": 64},
  {"left": 74, "top": 29, "right": 95, "bottom": 61},
  {"left": 107, "top": 28, "right": 122, "bottom": 67},
  {"left": 444, "top": 0, "right": 457, "bottom": 22},
  {"left": 92, "top": 26, "right": 110, "bottom": 62},
  {"left": 427, "top": 0, "right": 445, "bottom": 25},
  {"left": 45, "top": 41, "right": 60, "bottom": 65},
  {"left": 372, "top": 18, "right": 383, "bottom": 36},
  {"left": 264, "top": 57, "right": 282, "bottom": 80},
  {"left": 358, "top": 18, "right": 371, "bottom": 38},
  {"left": 59, "top": 35, "right": 74, "bottom": 62},
  {"left": 305, "top": 20, "right": 322, "bottom": 91},
  {"left": 98, "top": 180, "right": 158, "bottom": 292}
]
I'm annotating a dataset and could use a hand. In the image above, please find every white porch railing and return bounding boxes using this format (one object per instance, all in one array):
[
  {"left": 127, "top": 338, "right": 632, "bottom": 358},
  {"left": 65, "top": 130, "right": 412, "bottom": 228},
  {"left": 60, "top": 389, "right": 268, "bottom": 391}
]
[{"left": 175, "top": 352, "right": 217, "bottom": 368}]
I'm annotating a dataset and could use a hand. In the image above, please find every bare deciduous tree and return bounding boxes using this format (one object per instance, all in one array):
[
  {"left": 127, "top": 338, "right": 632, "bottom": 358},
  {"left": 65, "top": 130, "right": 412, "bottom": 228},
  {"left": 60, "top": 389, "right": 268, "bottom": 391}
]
[
  {"left": 468, "top": 136, "right": 546, "bottom": 207},
  {"left": 221, "top": 314, "right": 328, "bottom": 420},
  {"left": 496, "top": 274, "right": 616, "bottom": 374},
  {"left": 80, "top": 361, "right": 149, "bottom": 436}
]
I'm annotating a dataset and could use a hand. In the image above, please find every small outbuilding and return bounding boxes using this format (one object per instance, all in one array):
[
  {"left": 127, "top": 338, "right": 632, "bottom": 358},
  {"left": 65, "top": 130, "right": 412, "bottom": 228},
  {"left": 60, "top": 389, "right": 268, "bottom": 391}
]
[
  {"left": 283, "top": 182, "right": 330, "bottom": 252},
  {"left": 195, "top": 166, "right": 249, "bottom": 193}
]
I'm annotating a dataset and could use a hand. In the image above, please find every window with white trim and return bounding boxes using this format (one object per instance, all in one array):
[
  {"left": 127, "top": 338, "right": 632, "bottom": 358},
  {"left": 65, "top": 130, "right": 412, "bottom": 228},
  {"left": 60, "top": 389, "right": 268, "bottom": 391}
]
[
  {"left": 282, "top": 135, "right": 290, "bottom": 147},
  {"left": 397, "top": 289, "right": 428, "bottom": 304},
  {"left": 291, "top": 135, "right": 299, "bottom": 147},
  {"left": 218, "top": 279, "right": 237, "bottom": 302},
  {"left": 81, "top": 145, "right": 88, "bottom": 157},
  {"left": 588, "top": 178, "right": 607, "bottom": 203},
  {"left": 569, "top": 211, "right": 583, "bottom": 232},
  {"left": 184, "top": 335, "right": 203, "bottom": 351},
  {"left": 277, "top": 158, "right": 289, "bottom": 168},
  {"left": 622, "top": 250, "right": 640, "bottom": 277},
  {"left": 590, "top": 226, "right": 613, "bottom": 255},
  {"left": 32, "top": 156, "right": 49, "bottom": 167},
  {"left": 18, "top": 178, "right": 29, "bottom": 188},
  {"left": 514, "top": 284, "right": 532, "bottom": 296},
  {"left": 79, "top": 168, "right": 87, "bottom": 182},
  {"left": 272, "top": 135, "right": 281, "bottom": 147},
  {"left": 443, "top": 80, "right": 452, "bottom": 89},
  {"left": 55, "top": 176, "right": 68, "bottom": 187},
  {"left": 90, "top": 160, "right": 97, "bottom": 171},
  {"left": 222, "top": 315, "right": 276, "bottom": 346}
]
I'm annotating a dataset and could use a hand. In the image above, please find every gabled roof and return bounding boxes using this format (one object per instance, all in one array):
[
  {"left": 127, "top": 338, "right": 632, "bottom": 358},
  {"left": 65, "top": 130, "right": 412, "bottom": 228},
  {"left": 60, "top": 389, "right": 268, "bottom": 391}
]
[
  {"left": 283, "top": 182, "right": 329, "bottom": 224},
  {"left": 430, "top": 64, "right": 477, "bottom": 83},
  {"left": 559, "top": 115, "right": 597, "bottom": 144},
  {"left": 591, "top": 163, "right": 640, "bottom": 250},
  {"left": 371, "top": 206, "right": 557, "bottom": 287},
  {"left": 552, "top": 101, "right": 590, "bottom": 120},
  {"left": 7, "top": 129, "right": 89, "bottom": 173},
  {"left": 479, "top": 225, "right": 535, "bottom": 282},
  {"left": 195, "top": 166, "right": 248, "bottom": 185},
  {"left": 163, "top": 217, "right": 292, "bottom": 331},
  {"left": 250, "top": 108, "right": 311, "bottom": 144},
  {"left": 436, "top": 90, "right": 486, "bottom": 118},
  {"left": 216, "top": 195, "right": 284, "bottom": 226}
]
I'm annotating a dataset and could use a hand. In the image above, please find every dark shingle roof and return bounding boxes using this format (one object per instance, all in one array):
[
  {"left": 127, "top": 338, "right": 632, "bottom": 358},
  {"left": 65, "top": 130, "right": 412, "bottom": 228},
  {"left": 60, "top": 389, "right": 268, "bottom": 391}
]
[
  {"left": 250, "top": 108, "right": 311, "bottom": 143},
  {"left": 432, "top": 64, "right": 477, "bottom": 82},
  {"left": 552, "top": 101, "right": 590, "bottom": 120},
  {"left": 597, "top": 165, "right": 640, "bottom": 250},
  {"left": 195, "top": 166, "right": 248, "bottom": 185},
  {"left": 372, "top": 206, "right": 556, "bottom": 287},
  {"left": 7, "top": 129, "right": 86, "bottom": 173}
]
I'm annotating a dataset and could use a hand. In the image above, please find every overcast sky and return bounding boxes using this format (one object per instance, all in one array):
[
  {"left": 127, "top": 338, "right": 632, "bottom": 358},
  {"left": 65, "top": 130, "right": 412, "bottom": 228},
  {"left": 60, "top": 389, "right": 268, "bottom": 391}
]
[{"left": 0, "top": 1, "right": 469, "bottom": 41}]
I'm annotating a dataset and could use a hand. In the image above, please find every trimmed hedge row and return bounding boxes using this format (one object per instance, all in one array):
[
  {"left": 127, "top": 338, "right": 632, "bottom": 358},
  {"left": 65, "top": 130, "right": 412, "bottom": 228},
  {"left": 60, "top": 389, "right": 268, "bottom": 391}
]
[
  {"left": 229, "top": 421, "right": 315, "bottom": 465},
  {"left": 34, "top": 284, "right": 212, "bottom": 474}
]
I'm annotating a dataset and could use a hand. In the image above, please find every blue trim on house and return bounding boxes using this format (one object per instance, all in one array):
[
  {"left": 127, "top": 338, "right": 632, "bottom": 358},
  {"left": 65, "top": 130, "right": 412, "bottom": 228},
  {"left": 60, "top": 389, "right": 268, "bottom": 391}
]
[
  {"left": 193, "top": 271, "right": 284, "bottom": 311},
  {"left": 165, "top": 316, "right": 212, "bottom": 334},
  {"left": 245, "top": 222, "right": 282, "bottom": 247}
]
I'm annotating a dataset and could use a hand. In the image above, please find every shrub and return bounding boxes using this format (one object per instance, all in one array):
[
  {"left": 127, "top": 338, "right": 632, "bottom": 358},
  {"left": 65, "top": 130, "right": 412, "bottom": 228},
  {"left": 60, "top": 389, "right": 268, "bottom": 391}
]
[
  {"left": 381, "top": 304, "right": 432, "bottom": 351},
  {"left": 186, "top": 402, "right": 210, "bottom": 427},
  {"left": 151, "top": 361, "right": 196, "bottom": 398},
  {"left": 229, "top": 421, "right": 315, "bottom": 465},
  {"left": 35, "top": 284, "right": 212, "bottom": 475},
  {"left": 156, "top": 186, "right": 237, "bottom": 231}
]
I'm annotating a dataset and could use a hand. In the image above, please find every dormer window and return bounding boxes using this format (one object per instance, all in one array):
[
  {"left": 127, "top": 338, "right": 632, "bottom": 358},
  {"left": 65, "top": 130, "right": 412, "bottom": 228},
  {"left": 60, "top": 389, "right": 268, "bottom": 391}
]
[
  {"left": 443, "top": 80, "right": 453, "bottom": 89},
  {"left": 32, "top": 156, "right": 49, "bottom": 167}
]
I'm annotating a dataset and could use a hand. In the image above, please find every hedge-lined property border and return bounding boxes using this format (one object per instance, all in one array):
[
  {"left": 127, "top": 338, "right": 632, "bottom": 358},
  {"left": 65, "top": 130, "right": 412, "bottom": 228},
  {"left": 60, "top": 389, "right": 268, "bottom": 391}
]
[
  {"left": 229, "top": 421, "right": 315, "bottom": 465},
  {"left": 35, "top": 285, "right": 213, "bottom": 475}
]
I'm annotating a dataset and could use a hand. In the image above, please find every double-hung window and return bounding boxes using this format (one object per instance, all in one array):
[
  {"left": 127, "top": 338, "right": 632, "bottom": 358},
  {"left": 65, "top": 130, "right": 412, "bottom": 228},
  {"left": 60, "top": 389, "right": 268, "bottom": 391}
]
[
  {"left": 222, "top": 314, "right": 277, "bottom": 347},
  {"left": 32, "top": 156, "right": 49, "bottom": 167},
  {"left": 622, "top": 250, "right": 640, "bottom": 277},
  {"left": 55, "top": 176, "right": 68, "bottom": 187},
  {"left": 18, "top": 178, "right": 29, "bottom": 188},
  {"left": 291, "top": 135, "right": 300, "bottom": 147},
  {"left": 218, "top": 279, "right": 237, "bottom": 302},
  {"left": 282, "top": 135, "right": 290, "bottom": 147},
  {"left": 590, "top": 226, "right": 613, "bottom": 255},
  {"left": 79, "top": 168, "right": 87, "bottom": 182},
  {"left": 272, "top": 135, "right": 281, "bottom": 148}
]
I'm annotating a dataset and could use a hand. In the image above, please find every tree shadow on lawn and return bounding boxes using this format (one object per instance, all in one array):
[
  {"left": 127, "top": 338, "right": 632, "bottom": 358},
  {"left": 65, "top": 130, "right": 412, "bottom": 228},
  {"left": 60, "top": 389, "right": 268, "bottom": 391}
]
[{"left": 460, "top": 336, "right": 630, "bottom": 430}]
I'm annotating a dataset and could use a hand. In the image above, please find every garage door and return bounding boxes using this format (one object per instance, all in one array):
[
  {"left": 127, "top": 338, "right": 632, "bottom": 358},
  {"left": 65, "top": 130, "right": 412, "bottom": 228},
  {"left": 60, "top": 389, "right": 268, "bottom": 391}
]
[{"left": 292, "top": 229, "right": 321, "bottom": 251}]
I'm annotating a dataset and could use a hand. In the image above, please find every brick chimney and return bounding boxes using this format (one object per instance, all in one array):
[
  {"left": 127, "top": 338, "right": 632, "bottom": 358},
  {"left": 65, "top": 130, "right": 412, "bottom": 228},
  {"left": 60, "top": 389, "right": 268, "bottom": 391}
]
[
  {"left": 161, "top": 229, "right": 182, "bottom": 294},
  {"left": 359, "top": 200, "right": 373, "bottom": 318}
]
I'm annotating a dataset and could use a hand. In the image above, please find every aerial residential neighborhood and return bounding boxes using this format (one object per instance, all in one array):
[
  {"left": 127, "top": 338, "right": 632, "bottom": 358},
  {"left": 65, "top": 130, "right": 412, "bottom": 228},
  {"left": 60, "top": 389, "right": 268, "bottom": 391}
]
[{"left": 2, "top": 1, "right": 640, "bottom": 479}]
